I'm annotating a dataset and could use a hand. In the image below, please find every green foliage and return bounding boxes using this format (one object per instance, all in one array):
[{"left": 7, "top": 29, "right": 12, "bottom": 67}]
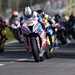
[{"left": 5, "top": 27, "right": 15, "bottom": 41}]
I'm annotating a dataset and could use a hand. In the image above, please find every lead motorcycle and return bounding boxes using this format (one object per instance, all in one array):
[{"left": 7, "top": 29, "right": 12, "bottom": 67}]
[{"left": 21, "top": 17, "right": 52, "bottom": 62}]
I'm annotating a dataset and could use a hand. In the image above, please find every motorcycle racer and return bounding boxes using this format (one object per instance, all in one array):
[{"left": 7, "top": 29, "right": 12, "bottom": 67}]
[
  {"left": 20, "top": 7, "right": 48, "bottom": 59},
  {"left": 9, "top": 10, "right": 23, "bottom": 43}
]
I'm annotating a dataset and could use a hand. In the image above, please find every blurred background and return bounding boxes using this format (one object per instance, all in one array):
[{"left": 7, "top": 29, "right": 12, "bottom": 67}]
[
  {"left": 0, "top": 0, "right": 75, "bottom": 17},
  {"left": 0, "top": 0, "right": 75, "bottom": 46}
]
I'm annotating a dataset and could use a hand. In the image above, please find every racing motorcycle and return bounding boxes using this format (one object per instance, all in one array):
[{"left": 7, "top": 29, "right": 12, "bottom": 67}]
[
  {"left": 9, "top": 19, "right": 23, "bottom": 43},
  {"left": 21, "top": 17, "right": 52, "bottom": 62},
  {"left": 53, "top": 22, "right": 67, "bottom": 45},
  {"left": 41, "top": 18, "right": 56, "bottom": 58},
  {"left": 45, "top": 25, "right": 56, "bottom": 58}
]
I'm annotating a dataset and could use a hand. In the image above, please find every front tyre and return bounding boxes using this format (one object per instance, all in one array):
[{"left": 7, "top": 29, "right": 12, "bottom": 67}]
[
  {"left": 30, "top": 37, "right": 40, "bottom": 62},
  {"left": 45, "top": 35, "right": 55, "bottom": 58}
]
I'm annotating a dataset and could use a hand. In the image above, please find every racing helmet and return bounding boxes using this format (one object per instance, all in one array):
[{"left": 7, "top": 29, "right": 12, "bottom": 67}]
[
  {"left": 24, "top": 6, "right": 32, "bottom": 16},
  {"left": 37, "top": 9, "right": 43, "bottom": 14},
  {"left": 37, "top": 9, "right": 45, "bottom": 17},
  {"left": 12, "top": 11, "right": 19, "bottom": 17}
]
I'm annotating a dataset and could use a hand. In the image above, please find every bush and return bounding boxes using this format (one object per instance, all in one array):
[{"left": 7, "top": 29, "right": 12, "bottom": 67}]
[{"left": 5, "top": 27, "right": 15, "bottom": 41}]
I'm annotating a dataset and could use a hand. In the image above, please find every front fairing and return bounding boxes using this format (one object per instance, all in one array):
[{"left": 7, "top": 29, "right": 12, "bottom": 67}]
[
  {"left": 22, "top": 17, "right": 44, "bottom": 35},
  {"left": 21, "top": 17, "right": 34, "bottom": 35},
  {"left": 21, "top": 22, "right": 31, "bottom": 35},
  {"left": 10, "top": 20, "right": 20, "bottom": 29},
  {"left": 33, "top": 23, "right": 43, "bottom": 33}
]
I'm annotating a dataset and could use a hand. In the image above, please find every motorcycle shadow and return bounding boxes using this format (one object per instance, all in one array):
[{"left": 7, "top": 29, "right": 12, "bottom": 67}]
[
  {"left": 54, "top": 43, "right": 75, "bottom": 59},
  {"left": 0, "top": 51, "right": 35, "bottom": 63}
]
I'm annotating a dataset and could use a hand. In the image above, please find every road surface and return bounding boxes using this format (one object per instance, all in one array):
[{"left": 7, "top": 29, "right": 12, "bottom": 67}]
[{"left": 0, "top": 41, "right": 75, "bottom": 75}]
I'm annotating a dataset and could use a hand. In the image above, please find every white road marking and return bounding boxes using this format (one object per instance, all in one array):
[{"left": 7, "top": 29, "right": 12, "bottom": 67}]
[
  {"left": 5, "top": 40, "right": 18, "bottom": 45},
  {"left": 16, "top": 58, "right": 29, "bottom": 61},
  {"left": 0, "top": 64, "right": 5, "bottom": 66},
  {"left": 15, "top": 58, "right": 33, "bottom": 62}
]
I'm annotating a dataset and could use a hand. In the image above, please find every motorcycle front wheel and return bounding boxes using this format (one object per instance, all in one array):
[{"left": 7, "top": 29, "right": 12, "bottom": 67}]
[
  {"left": 30, "top": 36, "right": 40, "bottom": 62},
  {"left": 45, "top": 35, "right": 55, "bottom": 58}
]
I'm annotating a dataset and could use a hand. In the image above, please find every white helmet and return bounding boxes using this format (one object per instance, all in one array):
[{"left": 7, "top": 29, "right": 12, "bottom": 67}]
[{"left": 24, "top": 6, "right": 32, "bottom": 16}]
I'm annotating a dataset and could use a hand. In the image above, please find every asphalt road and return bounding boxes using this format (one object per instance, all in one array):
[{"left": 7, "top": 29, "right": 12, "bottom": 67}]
[{"left": 0, "top": 41, "right": 75, "bottom": 75}]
